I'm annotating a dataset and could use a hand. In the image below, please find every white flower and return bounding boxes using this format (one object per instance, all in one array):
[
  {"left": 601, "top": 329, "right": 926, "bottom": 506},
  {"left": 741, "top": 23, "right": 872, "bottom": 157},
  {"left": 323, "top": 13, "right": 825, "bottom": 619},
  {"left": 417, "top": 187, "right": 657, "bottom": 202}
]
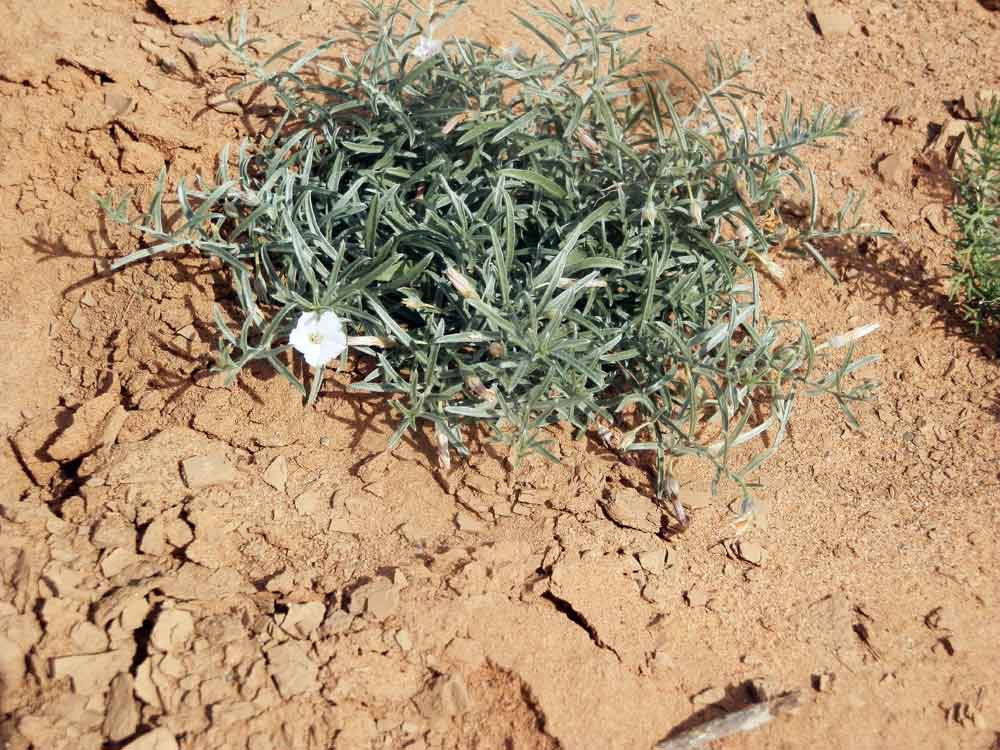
[
  {"left": 642, "top": 200, "right": 657, "bottom": 225},
  {"left": 412, "top": 35, "right": 442, "bottom": 60},
  {"left": 289, "top": 311, "right": 347, "bottom": 368},
  {"left": 827, "top": 322, "right": 880, "bottom": 349}
]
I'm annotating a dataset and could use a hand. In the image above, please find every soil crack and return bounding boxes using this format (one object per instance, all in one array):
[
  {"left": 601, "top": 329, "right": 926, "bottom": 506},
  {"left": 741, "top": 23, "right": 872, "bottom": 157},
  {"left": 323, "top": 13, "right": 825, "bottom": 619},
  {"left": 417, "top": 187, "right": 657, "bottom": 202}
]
[{"left": 541, "top": 591, "right": 621, "bottom": 661}]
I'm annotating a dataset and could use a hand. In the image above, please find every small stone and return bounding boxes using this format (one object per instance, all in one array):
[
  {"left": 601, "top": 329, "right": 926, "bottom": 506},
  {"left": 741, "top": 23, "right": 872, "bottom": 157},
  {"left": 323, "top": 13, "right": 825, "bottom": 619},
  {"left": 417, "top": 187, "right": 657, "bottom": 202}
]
[
  {"left": 104, "top": 673, "right": 140, "bottom": 741},
  {"left": 877, "top": 152, "right": 911, "bottom": 188},
  {"left": 80, "top": 290, "right": 97, "bottom": 307},
  {"left": 48, "top": 391, "right": 121, "bottom": 461},
  {"left": 813, "top": 672, "right": 836, "bottom": 692},
  {"left": 122, "top": 727, "right": 179, "bottom": 750},
  {"left": 421, "top": 673, "right": 472, "bottom": 717},
  {"left": 150, "top": 609, "right": 194, "bottom": 652},
  {"left": 120, "top": 140, "right": 165, "bottom": 175},
  {"left": 267, "top": 641, "right": 319, "bottom": 699},
  {"left": 920, "top": 203, "right": 948, "bottom": 234},
  {"left": 735, "top": 541, "right": 767, "bottom": 566},
  {"left": 164, "top": 518, "right": 194, "bottom": 547},
  {"left": 444, "top": 637, "right": 485, "bottom": 669},
  {"left": 366, "top": 586, "right": 400, "bottom": 621},
  {"left": 812, "top": 5, "right": 853, "bottom": 35},
  {"left": 279, "top": 602, "right": 326, "bottom": 639},
  {"left": 691, "top": 686, "right": 726, "bottom": 705},
  {"left": 685, "top": 586, "right": 710, "bottom": 608},
  {"left": 180, "top": 454, "right": 239, "bottom": 488},
  {"left": 636, "top": 549, "right": 665, "bottom": 575},
  {"left": 92, "top": 515, "right": 137, "bottom": 550},
  {"left": 262, "top": 456, "right": 288, "bottom": 492},
  {"left": 0, "top": 636, "right": 27, "bottom": 702},
  {"left": 348, "top": 577, "right": 399, "bottom": 620},
  {"left": 174, "top": 324, "right": 197, "bottom": 341},
  {"left": 104, "top": 91, "right": 133, "bottom": 116},
  {"left": 602, "top": 488, "right": 662, "bottom": 534},
  {"left": 455, "top": 510, "right": 486, "bottom": 532},
  {"left": 70, "top": 621, "right": 110, "bottom": 653},
  {"left": 140, "top": 518, "right": 169, "bottom": 556},
  {"left": 266, "top": 570, "right": 295, "bottom": 595},
  {"left": 100, "top": 547, "right": 137, "bottom": 577},
  {"left": 294, "top": 487, "right": 329, "bottom": 515},
  {"left": 395, "top": 629, "right": 413, "bottom": 651},
  {"left": 51, "top": 650, "right": 131, "bottom": 694}
]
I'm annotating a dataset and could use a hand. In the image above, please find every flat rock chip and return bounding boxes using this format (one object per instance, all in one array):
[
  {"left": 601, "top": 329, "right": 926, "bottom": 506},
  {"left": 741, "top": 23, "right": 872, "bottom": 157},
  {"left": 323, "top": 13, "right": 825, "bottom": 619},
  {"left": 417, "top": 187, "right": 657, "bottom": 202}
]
[
  {"left": 920, "top": 203, "right": 948, "bottom": 234},
  {"left": 602, "top": 488, "right": 662, "bottom": 534},
  {"left": 11, "top": 411, "right": 63, "bottom": 484},
  {"left": 0, "top": 635, "right": 26, "bottom": 701},
  {"left": 877, "top": 152, "right": 911, "bottom": 188},
  {"left": 51, "top": 649, "right": 131, "bottom": 694},
  {"left": 279, "top": 601, "right": 326, "bottom": 638},
  {"left": 736, "top": 541, "right": 767, "bottom": 566},
  {"left": 123, "top": 727, "right": 179, "bottom": 750},
  {"left": 349, "top": 577, "right": 399, "bottom": 620},
  {"left": 150, "top": 609, "right": 194, "bottom": 652},
  {"left": 812, "top": 5, "right": 853, "bottom": 35},
  {"left": 48, "top": 390, "right": 122, "bottom": 461},
  {"left": 180, "top": 454, "right": 239, "bottom": 488},
  {"left": 262, "top": 455, "right": 288, "bottom": 492},
  {"left": 104, "top": 673, "right": 140, "bottom": 741},
  {"left": 267, "top": 640, "right": 319, "bottom": 699}
]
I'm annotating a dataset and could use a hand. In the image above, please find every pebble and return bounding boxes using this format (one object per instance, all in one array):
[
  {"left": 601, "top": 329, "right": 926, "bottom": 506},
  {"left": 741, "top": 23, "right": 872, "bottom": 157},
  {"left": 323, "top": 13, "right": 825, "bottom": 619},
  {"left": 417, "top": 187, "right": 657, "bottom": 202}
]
[
  {"left": 735, "top": 541, "right": 767, "bottom": 566},
  {"left": 877, "top": 152, "right": 911, "bottom": 188},
  {"left": 602, "top": 488, "right": 661, "bottom": 534},
  {"left": 104, "top": 673, "right": 140, "bottom": 741},
  {"left": 279, "top": 601, "right": 326, "bottom": 638},
  {"left": 262, "top": 455, "right": 288, "bottom": 492},
  {"left": 812, "top": 5, "right": 853, "bottom": 35},
  {"left": 920, "top": 203, "right": 948, "bottom": 234},
  {"left": 394, "top": 629, "right": 413, "bottom": 652},
  {"left": 455, "top": 510, "right": 486, "bottom": 532},
  {"left": 267, "top": 640, "right": 319, "bottom": 699},
  {"left": 180, "top": 454, "right": 239, "bottom": 488},
  {"left": 51, "top": 649, "right": 131, "bottom": 695},
  {"left": 150, "top": 609, "right": 194, "bottom": 652},
  {"left": 636, "top": 549, "right": 666, "bottom": 575},
  {"left": 685, "top": 585, "right": 710, "bottom": 608}
]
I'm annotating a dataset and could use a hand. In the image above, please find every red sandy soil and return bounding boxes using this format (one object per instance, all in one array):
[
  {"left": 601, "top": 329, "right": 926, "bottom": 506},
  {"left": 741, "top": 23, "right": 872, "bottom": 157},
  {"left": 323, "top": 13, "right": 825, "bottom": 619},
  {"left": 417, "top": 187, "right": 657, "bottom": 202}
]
[{"left": 1, "top": 0, "right": 999, "bottom": 748}]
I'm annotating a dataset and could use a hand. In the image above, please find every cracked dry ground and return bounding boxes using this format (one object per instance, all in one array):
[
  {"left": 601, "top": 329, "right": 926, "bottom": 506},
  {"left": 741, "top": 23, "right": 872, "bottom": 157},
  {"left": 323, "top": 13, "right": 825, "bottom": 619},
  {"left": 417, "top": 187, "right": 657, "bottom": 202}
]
[{"left": 1, "top": 0, "right": 1000, "bottom": 748}]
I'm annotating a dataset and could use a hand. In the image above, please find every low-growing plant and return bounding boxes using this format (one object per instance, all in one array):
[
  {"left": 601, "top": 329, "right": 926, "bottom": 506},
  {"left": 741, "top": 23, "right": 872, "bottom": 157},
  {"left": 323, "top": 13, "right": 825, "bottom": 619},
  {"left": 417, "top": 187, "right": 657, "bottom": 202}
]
[
  {"left": 100, "top": 0, "right": 884, "bottom": 524},
  {"left": 949, "top": 97, "right": 1000, "bottom": 333}
]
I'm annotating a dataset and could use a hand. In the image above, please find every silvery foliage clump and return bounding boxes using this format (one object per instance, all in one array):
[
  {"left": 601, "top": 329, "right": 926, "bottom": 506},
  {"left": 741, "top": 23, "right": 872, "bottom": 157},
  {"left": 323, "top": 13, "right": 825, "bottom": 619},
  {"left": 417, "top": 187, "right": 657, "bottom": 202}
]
[
  {"left": 949, "top": 98, "right": 1000, "bottom": 333},
  {"left": 101, "top": 0, "right": 883, "bottom": 521}
]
